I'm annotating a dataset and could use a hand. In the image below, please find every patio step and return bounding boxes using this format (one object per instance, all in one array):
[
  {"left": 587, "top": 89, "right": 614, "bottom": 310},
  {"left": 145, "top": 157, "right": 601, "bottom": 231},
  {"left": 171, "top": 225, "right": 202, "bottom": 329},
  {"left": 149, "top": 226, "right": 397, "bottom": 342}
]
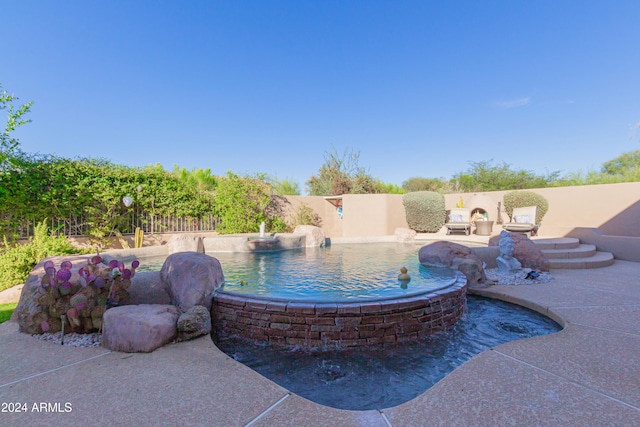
[
  {"left": 532, "top": 238, "right": 614, "bottom": 269},
  {"left": 531, "top": 237, "right": 580, "bottom": 250},
  {"left": 547, "top": 251, "right": 615, "bottom": 269},
  {"left": 541, "top": 244, "right": 596, "bottom": 259}
]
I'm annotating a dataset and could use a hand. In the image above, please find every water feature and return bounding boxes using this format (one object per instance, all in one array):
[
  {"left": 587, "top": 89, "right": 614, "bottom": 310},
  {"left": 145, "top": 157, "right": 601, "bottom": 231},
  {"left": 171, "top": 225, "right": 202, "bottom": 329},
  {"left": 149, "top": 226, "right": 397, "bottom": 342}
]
[{"left": 214, "top": 295, "right": 561, "bottom": 410}]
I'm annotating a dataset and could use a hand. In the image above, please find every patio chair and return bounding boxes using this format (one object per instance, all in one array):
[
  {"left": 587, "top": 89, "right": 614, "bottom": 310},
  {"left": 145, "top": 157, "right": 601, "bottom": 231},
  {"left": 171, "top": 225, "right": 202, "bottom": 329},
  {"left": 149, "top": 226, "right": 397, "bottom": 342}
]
[
  {"left": 503, "top": 206, "right": 540, "bottom": 236},
  {"left": 445, "top": 208, "right": 472, "bottom": 235}
]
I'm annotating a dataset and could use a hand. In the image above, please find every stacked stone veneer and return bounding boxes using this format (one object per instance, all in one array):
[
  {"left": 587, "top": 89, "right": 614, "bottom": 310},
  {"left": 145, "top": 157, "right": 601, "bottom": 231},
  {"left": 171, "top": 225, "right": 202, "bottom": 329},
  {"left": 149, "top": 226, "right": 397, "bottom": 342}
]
[{"left": 212, "top": 272, "right": 467, "bottom": 347}]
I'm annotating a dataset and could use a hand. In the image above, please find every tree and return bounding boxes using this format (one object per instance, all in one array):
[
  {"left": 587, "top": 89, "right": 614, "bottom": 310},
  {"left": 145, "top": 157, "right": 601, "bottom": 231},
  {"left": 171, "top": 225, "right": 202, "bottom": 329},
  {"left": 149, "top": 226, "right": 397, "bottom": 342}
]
[
  {"left": 601, "top": 150, "right": 640, "bottom": 176},
  {"left": 261, "top": 175, "right": 300, "bottom": 196},
  {"left": 402, "top": 177, "right": 447, "bottom": 193},
  {"left": 215, "top": 171, "right": 287, "bottom": 234},
  {"left": 306, "top": 147, "right": 381, "bottom": 196},
  {"left": 171, "top": 165, "right": 218, "bottom": 192},
  {"left": 1, "top": 84, "right": 33, "bottom": 170},
  {"left": 451, "top": 161, "right": 559, "bottom": 192}
]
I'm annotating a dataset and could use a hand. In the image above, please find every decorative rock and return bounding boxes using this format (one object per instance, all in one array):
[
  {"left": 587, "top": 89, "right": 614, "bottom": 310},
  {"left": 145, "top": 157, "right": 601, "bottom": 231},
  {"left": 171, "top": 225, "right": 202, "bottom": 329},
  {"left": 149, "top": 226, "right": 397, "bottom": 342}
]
[
  {"left": 489, "top": 232, "right": 550, "bottom": 272},
  {"left": 167, "top": 234, "right": 205, "bottom": 254},
  {"left": 160, "top": 252, "right": 224, "bottom": 312},
  {"left": 102, "top": 304, "right": 179, "bottom": 353},
  {"left": 418, "top": 241, "right": 486, "bottom": 286},
  {"left": 293, "top": 225, "right": 326, "bottom": 247},
  {"left": 394, "top": 227, "right": 417, "bottom": 243},
  {"left": 176, "top": 305, "right": 212, "bottom": 342},
  {"left": 125, "top": 271, "right": 172, "bottom": 305}
]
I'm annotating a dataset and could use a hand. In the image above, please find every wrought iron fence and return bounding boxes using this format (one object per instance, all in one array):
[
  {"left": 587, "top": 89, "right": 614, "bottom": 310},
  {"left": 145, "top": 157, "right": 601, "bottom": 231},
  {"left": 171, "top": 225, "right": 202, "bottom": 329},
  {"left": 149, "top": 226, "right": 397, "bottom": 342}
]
[{"left": 12, "top": 210, "right": 221, "bottom": 239}]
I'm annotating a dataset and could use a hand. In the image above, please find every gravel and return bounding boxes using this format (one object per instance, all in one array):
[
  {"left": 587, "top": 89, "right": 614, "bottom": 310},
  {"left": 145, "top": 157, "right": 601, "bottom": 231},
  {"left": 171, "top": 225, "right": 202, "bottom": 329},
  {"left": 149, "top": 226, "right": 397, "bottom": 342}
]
[
  {"left": 484, "top": 268, "right": 553, "bottom": 286},
  {"left": 33, "top": 331, "right": 102, "bottom": 348}
]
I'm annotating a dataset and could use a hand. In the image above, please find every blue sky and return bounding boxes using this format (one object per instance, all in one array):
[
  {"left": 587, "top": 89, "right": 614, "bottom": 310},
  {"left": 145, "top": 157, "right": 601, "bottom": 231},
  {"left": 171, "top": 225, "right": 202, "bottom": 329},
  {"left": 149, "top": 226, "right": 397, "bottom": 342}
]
[{"left": 2, "top": 1, "right": 639, "bottom": 193}]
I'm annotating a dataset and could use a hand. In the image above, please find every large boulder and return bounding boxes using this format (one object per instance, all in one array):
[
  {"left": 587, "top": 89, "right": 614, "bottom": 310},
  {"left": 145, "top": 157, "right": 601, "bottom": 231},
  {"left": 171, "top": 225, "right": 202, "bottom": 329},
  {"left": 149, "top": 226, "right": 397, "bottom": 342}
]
[
  {"left": 102, "top": 304, "right": 179, "bottom": 353},
  {"left": 489, "top": 232, "right": 549, "bottom": 272},
  {"left": 176, "top": 305, "right": 212, "bottom": 342},
  {"left": 419, "top": 241, "right": 486, "bottom": 286},
  {"left": 394, "top": 227, "right": 417, "bottom": 243},
  {"left": 293, "top": 225, "right": 326, "bottom": 247},
  {"left": 160, "top": 252, "right": 224, "bottom": 312},
  {"left": 125, "top": 271, "right": 172, "bottom": 305},
  {"left": 167, "top": 234, "right": 205, "bottom": 254}
]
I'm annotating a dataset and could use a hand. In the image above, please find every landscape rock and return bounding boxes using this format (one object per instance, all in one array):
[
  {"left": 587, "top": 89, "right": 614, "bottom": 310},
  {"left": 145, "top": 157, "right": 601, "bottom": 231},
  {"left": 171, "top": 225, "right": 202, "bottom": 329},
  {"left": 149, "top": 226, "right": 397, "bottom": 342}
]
[
  {"left": 167, "top": 234, "right": 205, "bottom": 254},
  {"left": 419, "top": 241, "right": 486, "bottom": 286},
  {"left": 176, "top": 305, "right": 212, "bottom": 342},
  {"left": 160, "top": 252, "right": 224, "bottom": 312},
  {"left": 489, "top": 232, "right": 550, "bottom": 272},
  {"left": 102, "top": 304, "right": 179, "bottom": 353},
  {"left": 125, "top": 271, "right": 172, "bottom": 305},
  {"left": 394, "top": 227, "right": 417, "bottom": 242},
  {"left": 293, "top": 225, "right": 326, "bottom": 247}
]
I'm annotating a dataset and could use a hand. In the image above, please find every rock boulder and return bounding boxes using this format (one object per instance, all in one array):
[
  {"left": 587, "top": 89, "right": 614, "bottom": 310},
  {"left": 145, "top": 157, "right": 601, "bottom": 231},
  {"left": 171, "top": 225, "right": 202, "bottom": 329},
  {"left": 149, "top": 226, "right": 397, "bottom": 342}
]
[
  {"left": 102, "top": 304, "right": 179, "bottom": 353},
  {"left": 160, "top": 252, "right": 224, "bottom": 312},
  {"left": 293, "top": 225, "right": 326, "bottom": 247},
  {"left": 177, "top": 305, "right": 212, "bottom": 342},
  {"left": 419, "top": 241, "right": 486, "bottom": 286}
]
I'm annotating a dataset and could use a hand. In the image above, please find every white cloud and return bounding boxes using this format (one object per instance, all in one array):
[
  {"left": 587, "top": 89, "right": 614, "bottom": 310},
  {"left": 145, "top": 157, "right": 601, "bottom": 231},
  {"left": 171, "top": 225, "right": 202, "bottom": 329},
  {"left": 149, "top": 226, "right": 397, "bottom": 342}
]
[{"left": 493, "top": 97, "right": 531, "bottom": 108}]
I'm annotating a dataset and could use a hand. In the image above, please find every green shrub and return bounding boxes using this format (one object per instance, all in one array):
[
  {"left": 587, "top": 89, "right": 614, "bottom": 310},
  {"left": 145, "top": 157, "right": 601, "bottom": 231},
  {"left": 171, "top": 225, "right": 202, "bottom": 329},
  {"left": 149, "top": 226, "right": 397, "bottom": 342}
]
[
  {"left": 0, "top": 221, "right": 82, "bottom": 292},
  {"left": 503, "top": 191, "right": 549, "bottom": 223},
  {"left": 402, "top": 191, "right": 446, "bottom": 232},
  {"left": 288, "top": 202, "right": 322, "bottom": 229}
]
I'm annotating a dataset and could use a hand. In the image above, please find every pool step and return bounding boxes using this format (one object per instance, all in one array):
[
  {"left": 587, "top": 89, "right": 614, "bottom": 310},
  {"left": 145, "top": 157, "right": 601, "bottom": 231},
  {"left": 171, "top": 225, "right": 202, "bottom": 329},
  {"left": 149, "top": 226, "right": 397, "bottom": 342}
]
[{"left": 532, "top": 238, "right": 614, "bottom": 269}]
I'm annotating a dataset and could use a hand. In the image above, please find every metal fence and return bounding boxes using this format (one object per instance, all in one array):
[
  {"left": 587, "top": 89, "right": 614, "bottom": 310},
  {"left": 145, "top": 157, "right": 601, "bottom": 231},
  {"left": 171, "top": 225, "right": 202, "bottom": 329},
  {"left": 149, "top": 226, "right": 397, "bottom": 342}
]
[{"left": 13, "top": 211, "right": 221, "bottom": 239}]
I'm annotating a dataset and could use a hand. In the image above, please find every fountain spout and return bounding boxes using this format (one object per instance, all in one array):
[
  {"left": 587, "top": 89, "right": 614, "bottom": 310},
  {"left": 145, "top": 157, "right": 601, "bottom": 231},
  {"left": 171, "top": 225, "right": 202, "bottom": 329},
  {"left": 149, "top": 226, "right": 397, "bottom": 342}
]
[{"left": 259, "top": 222, "right": 266, "bottom": 238}]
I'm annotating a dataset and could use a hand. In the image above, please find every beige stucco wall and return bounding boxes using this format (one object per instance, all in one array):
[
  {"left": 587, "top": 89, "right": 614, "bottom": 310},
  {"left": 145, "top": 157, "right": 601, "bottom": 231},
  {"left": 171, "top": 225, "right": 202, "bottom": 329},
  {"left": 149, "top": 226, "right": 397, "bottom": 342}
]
[
  {"left": 445, "top": 182, "right": 640, "bottom": 238},
  {"left": 342, "top": 194, "right": 408, "bottom": 237},
  {"left": 289, "top": 182, "right": 640, "bottom": 240}
]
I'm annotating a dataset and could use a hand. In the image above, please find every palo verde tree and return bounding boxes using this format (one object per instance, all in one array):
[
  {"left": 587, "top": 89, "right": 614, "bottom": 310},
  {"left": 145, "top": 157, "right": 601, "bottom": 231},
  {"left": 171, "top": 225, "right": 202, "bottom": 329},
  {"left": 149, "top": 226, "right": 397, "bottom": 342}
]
[{"left": 306, "top": 147, "right": 381, "bottom": 196}]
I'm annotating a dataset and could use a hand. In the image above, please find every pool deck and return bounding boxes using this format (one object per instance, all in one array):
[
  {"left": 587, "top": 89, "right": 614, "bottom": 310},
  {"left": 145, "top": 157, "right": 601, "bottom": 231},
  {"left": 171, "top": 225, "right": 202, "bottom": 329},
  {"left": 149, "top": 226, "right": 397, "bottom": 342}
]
[{"left": 1, "top": 258, "right": 640, "bottom": 425}]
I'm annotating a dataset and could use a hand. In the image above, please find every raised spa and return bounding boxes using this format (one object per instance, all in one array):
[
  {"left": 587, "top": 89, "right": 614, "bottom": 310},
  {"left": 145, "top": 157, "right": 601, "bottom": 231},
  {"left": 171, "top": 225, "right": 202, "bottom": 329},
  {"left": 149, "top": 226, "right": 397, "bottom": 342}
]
[{"left": 210, "top": 243, "right": 467, "bottom": 347}]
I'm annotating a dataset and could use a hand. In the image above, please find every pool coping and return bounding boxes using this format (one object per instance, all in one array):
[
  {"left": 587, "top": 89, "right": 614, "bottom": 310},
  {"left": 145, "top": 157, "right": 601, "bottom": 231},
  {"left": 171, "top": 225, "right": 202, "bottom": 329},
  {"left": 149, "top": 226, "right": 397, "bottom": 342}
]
[{"left": 1, "top": 258, "right": 640, "bottom": 425}]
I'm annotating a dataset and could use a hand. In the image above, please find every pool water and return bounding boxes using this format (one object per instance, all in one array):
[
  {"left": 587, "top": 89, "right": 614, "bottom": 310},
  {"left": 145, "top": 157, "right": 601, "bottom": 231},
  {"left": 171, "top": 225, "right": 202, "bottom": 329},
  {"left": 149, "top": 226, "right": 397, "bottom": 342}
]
[
  {"left": 214, "top": 295, "right": 561, "bottom": 411},
  {"left": 141, "top": 243, "right": 457, "bottom": 301}
]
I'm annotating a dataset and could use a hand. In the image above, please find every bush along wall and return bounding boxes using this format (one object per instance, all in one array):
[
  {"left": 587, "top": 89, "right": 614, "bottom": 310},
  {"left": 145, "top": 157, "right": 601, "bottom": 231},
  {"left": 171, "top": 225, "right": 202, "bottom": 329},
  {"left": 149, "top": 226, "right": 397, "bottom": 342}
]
[
  {"left": 402, "top": 191, "right": 446, "bottom": 232},
  {"left": 503, "top": 191, "right": 549, "bottom": 223}
]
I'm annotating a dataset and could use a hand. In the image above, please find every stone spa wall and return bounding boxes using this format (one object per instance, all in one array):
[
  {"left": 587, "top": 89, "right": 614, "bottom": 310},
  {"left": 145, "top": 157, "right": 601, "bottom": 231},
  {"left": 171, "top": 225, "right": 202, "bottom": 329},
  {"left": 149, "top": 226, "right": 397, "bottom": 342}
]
[{"left": 211, "top": 272, "right": 467, "bottom": 347}]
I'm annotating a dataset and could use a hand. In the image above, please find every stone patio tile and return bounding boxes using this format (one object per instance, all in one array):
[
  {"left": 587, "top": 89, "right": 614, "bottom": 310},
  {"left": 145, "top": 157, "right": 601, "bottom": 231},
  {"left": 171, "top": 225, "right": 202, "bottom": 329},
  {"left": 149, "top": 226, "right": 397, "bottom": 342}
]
[
  {"left": 0, "top": 322, "right": 110, "bottom": 386},
  {"left": 551, "top": 261, "right": 640, "bottom": 293},
  {"left": 382, "top": 350, "right": 640, "bottom": 427},
  {"left": 553, "top": 304, "right": 640, "bottom": 337},
  {"left": 251, "top": 394, "right": 388, "bottom": 427},
  {"left": 0, "top": 336, "right": 288, "bottom": 427},
  {"left": 494, "top": 323, "right": 640, "bottom": 407},
  {"left": 478, "top": 280, "right": 640, "bottom": 310}
]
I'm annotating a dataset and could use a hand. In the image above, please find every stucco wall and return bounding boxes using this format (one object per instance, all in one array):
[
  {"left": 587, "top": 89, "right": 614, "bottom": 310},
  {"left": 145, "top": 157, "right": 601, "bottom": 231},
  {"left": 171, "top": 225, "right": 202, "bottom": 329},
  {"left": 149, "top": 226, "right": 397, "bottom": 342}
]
[
  {"left": 289, "top": 182, "right": 640, "bottom": 239},
  {"left": 445, "top": 182, "right": 640, "bottom": 238}
]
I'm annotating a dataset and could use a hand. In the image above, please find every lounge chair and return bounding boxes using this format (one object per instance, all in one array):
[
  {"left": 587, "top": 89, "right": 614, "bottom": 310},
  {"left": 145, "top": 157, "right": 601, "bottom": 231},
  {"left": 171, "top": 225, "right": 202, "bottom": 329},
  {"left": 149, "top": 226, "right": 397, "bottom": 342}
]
[
  {"left": 503, "top": 206, "right": 540, "bottom": 236},
  {"left": 445, "top": 208, "right": 472, "bottom": 235}
]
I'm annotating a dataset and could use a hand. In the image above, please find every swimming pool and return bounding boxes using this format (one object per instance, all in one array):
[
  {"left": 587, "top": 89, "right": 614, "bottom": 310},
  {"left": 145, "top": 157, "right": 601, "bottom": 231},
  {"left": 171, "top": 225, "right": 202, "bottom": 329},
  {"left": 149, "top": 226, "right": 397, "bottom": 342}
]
[{"left": 207, "top": 243, "right": 467, "bottom": 347}]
